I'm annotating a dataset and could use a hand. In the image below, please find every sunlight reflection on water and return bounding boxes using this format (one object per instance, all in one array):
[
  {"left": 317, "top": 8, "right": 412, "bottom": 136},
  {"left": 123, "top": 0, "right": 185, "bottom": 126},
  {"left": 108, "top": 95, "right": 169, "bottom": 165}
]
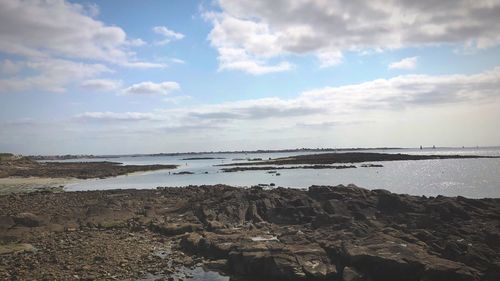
[{"left": 64, "top": 148, "right": 500, "bottom": 198}]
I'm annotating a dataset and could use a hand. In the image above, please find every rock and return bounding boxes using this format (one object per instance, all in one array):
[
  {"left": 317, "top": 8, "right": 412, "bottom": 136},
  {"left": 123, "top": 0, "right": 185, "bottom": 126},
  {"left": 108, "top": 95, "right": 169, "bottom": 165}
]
[
  {"left": 323, "top": 199, "right": 350, "bottom": 216},
  {"left": 345, "top": 238, "right": 425, "bottom": 281},
  {"left": 180, "top": 232, "right": 235, "bottom": 259},
  {"left": 481, "top": 262, "right": 500, "bottom": 281},
  {"left": 151, "top": 223, "right": 202, "bottom": 236},
  {"left": 312, "top": 213, "right": 351, "bottom": 228},
  {"left": 425, "top": 199, "right": 471, "bottom": 221},
  {"left": 0, "top": 243, "right": 34, "bottom": 255},
  {"left": 207, "top": 220, "right": 225, "bottom": 231},
  {"left": 377, "top": 191, "right": 413, "bottom": 213},
  {"left": 12, "top": 212, "right": 45, "bottom": 227},
  {"left": 98, "top": 220, "right": 127, "bottom": 229},
  {"left": 203, "top": 259, "right": 227, "bottom": 271},
  {"left": 422, "top": 257, "right": 480, "bottom": 281},
  {"left": 180, "top": 233, "right": 202, "bottom": 253},
  {"left": 245, "top": 203, "right": 264, "bottom": 223},
  {"left": 294, "top": 244, "right": 337, "bottom": 279},
  {"left": 227, "top": 241, "right": 336, "bottom": 280},
  {"left": 1, "top": 184, "right": 498, "bottom": 281},
  {"left": 344, "top": 233, "right": 480, "bottom": 281},
  {"left": 342, "top": 267, "right": 363, "bottom": 281},
  {"left": 0, "top": 216, "right": 15, "bottom": 230}
]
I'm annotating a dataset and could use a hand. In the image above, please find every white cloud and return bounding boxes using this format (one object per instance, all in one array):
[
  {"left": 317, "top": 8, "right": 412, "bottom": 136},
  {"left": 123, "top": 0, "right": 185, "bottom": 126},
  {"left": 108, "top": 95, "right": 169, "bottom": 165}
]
[
  {"left": 0, "top": 59, "right": 23, "bottom": 75},
  {"left": 81, "top": 79, "right": 123, "bottom": 92},
  {"left": 216, "top": 47, "right": 293, "bottom": 74},
  {"left": 0, "top": 0, "right": 167, "bottom": 93},
  {"left": 76, "top": 66, "right": 500, "bottom": 125},
  {"left": 170, "top": 58, "right": 186, "bottom": 64},
  {"left": 206, "top": 13, "right": 293, "bottom": 74},
  {"left": 120, "top": 61, "right": 167, "bottom": 69},
  {"left": 0, "top": 0, "right": 148, "bottom": 65},
  {"left": 123, "top": 81, "right": 181, "bottom": 95},
  {"left": 80, "top": 80, "right": 186, "bottom": 95},
  {"left": 75, "top": 112, "right": 158, "bottom": 122},
  {"left": 6, "top": 67, "right": 499, "bottom": 153},
  {"left": 125, "top": 38, "right": 147, "bottom": 47},
  {"left": 187, "top": 97, "right": 323, "bottom": 120},
  {"left": 153, "top": 26, "right": 185, "bottom": 45},
  {"left": 300, "top": 67, "right": 500, "bottom": 113},
  {"left": 389, "top": 57, "right": 418, "bottom": 70},
  {"left": 0, "top": 58, "right": 111, "bottom": 93},
  {"left": 317, "top": 50, "right": 343, "bottom": 68},
  {"left": 206, "top": 0, "right": 500, "bottom": 72}
]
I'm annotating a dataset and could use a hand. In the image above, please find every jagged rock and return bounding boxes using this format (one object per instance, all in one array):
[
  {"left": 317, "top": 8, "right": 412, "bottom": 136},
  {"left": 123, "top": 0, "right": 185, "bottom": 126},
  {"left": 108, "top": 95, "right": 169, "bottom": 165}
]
[
  {"left": 1, "top": 185, "right": 498, "bottom": 281},
  {"left": 180, "top": 232, "right": 235, "bottom": 259},
  {"left": 227, "top": 241, "right": 336, "bottom": 280},
  {"left": 245, "top": 203, "right": 264, "bottom": 223},
  {"left": 180, "top": 232, "right": 203, "bottom": 253},
  {"left": 425, "top": 199, "right": 471, "bottom": 221},
  {"left": 343, "top": 233, "right": 480, "bottom": 281},
  {"left": 376, "top": 190, "right": 413, "bottom": 213},
  {"left": 312, "top": 213, "right": 352, "bottom": 228}
]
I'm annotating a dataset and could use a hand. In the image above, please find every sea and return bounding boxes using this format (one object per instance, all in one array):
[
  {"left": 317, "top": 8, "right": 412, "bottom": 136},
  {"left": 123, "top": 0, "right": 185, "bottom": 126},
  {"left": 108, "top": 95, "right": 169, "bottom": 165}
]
[{"left": 59, "top": 147, "right": 500, "bottom": 198}]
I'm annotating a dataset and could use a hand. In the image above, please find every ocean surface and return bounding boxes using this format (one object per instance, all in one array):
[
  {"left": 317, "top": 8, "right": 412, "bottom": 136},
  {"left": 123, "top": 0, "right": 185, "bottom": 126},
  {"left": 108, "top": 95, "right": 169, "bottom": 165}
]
[{"left": 62, "top": 147, "right": 500, "bottom": 198}]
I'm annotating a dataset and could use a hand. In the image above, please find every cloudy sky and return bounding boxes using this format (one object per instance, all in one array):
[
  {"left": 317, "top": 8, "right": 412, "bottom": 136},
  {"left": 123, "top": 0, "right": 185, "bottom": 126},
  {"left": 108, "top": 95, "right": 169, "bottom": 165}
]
[{"left": 1, "top": 0, "right": 500, "bottom": 155}]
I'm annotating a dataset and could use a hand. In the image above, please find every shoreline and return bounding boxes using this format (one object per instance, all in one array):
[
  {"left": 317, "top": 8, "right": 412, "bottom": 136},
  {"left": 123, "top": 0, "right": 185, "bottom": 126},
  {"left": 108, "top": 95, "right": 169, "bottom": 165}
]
[{"left": 1, "top": 185, "right": 499, "bottom": 280}]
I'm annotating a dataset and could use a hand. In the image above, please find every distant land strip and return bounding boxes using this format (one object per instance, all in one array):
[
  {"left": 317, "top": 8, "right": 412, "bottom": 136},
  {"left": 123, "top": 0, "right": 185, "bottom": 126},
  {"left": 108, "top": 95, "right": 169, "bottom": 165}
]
[
  {"left": 26, "top": 147, "right": 404, "bottom": 160},
  {"left": 219, "top": 152, "right": 499, "bottom": 166},
  {"left": 0, "top": 155, "right": 177, "bottom": 179}
]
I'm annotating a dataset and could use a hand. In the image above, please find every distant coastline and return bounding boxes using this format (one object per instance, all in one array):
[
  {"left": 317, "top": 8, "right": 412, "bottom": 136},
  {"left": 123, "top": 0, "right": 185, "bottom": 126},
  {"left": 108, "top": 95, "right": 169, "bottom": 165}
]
[{"left": 24, "top": 145, "right": 500, "bottom": 160}]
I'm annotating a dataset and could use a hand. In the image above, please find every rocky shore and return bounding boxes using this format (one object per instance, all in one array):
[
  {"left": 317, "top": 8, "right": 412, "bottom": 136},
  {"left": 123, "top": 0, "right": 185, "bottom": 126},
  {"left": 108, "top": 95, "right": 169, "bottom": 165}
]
[
  {"left": 0, "top": 155, "right": 177, "bottom": 179},
  {"left": 1, "top": 185, "right": 499, "bottom": 281}
]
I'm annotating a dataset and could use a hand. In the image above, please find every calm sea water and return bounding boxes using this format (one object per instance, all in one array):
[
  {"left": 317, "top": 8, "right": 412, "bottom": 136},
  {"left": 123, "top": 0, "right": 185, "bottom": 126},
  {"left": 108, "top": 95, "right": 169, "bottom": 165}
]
[{"left": 63, "top": 147, "right": 500, "bottom": 198}]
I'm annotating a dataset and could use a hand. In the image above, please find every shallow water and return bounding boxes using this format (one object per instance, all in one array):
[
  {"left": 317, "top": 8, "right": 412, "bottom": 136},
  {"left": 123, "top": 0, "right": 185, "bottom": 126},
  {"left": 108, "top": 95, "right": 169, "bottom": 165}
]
[
  {"left": 63, "top": 147, "right": 500, "bottom": 198},
  {"left": 138, "top": 267, "right": 229, "bottom": 281}
]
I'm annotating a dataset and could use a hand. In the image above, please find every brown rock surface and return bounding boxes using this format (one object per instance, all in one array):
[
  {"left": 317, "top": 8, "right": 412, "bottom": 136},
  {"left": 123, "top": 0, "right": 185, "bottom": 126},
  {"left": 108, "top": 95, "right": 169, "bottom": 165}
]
[{"left": 0, "top": 184, "right": 499, "bottom": 281}]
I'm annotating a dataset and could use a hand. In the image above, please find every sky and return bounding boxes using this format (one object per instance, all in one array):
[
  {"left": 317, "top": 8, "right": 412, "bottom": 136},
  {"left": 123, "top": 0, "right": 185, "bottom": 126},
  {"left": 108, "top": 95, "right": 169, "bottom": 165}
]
[{"left": 1, "top": 0, "right": 500, "bottom": 155}]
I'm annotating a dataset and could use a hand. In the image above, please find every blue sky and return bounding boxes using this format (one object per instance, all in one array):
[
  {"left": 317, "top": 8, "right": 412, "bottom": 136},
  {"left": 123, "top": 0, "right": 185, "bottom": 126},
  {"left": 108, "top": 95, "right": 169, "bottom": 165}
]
[{"left": 1, "top": 0, "right": 500, "bottom": 154}]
